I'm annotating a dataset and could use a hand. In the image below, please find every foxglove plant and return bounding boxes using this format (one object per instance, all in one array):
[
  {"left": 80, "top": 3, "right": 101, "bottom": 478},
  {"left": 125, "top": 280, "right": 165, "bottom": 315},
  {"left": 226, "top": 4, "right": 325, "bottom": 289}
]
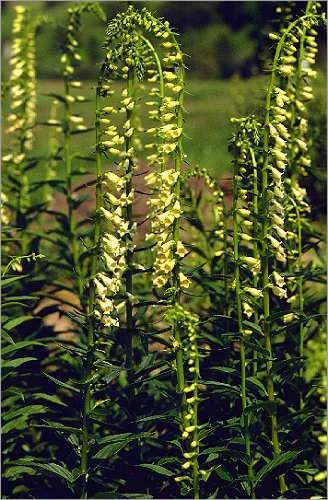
[
  {"left": 278, "top": 1, "right": 321, "bottom": 409},
  {"left": 230, "top": 115, "right": 262, "bottom": 497},
  {"left": 78, "top": 6, "right": 194, "bottom": 495},
  {"left": 60, "top": 2, "right": 106, "bottom": 298},
  {"left": 2, "top": 5, "right": 39, "bottom": 234},
  {"left": 258, "top": 3, "right": 323, "bottom": 493},
  {"left": 1, "top": 3, "right": 326, "bottom": 499},
  {"left": 168, "top": 305, "right": 202, "bottom": 499}
]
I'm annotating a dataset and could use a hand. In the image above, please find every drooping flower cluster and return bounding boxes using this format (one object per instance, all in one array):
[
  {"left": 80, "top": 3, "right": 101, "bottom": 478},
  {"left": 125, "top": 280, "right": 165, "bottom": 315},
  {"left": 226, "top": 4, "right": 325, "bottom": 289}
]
[
  {"left": 266, "top": 86, "right": 290, "bottom": 277},
  {"left": 97, "top": 6, "right": 190, "bottom": 298},
  {"left": 3, "top": 6, "right": 37, "bottom": 163},
  {"left": 144, "top": 38, "right": 189, "bottom": 290},
  {"left": 268, "top": 2, "right": 322, "bottom": 313},
  {"left": 94, "top": 83, "right": 138, "bottom": 327},
  {"left": 166, "top": 305, "right": 204, "bottom": 486},
  {"left": 1, "top": 192, "right": 10, "bottom": 227},
  {"left": 269, "top": 2, "right": 321, "bottom": 187},
  {"left": 1, "top": 6, "right": 43, "bottom": 222},
  {"left": 230, "top": 116, "right": 263, "bottom": 325},
  {"left": 145, "top": 169, "right": 189, "bottom": 288},
  {"left": 213, "top": 187, "right": 226, "bottom": 255},
  {"left": 59, "top": 3, "right": 105, "bottom": 134}
]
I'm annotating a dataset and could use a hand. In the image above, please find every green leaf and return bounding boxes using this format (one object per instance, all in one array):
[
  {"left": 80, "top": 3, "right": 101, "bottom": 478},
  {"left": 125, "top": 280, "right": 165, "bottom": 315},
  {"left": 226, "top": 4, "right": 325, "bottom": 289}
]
[
  {"left": 33, "top": 462, "right": 73, "bottom": 483},
  {"left": 2, "top": 331, "right": 14, "bottom": 344},
  {"left": 93, "top": 494, "right": 123, "bottom": 499},
  {"left": 135, "top": 414, "right": 173, "bottom": 423},
  {"left": 244, "top": 338, "right": 270, "bottom": 357},
  {"left": 4, "top": 295, "right": 36, "bottom": 302},
  {"left": 2, "top": 416, "right": 29, "bottom": 434},
  {"left": 43, "top": 372, "right": 80, "bottom": 393},
  {"left": 1, "top": 275, "right": 29, "bottom": 287},
  {"left": 246, "top": 376, "right": 268, "bottom": 396},
  {"left": 210, "top": 366, "right": 236, "bottom": 374},
  {"left": 71, "top": 127, "right": 95, "bottom": 135},
  {"left": 254, "top": 451, "right": 300, "bottom": 487},
  {"left": 3, "top": 465, "right": 36, "bottom": 479},
  {"left": 94, "top": 433, "right": 154, "bottom": 460},
  {"left": 292, "top": 465, "right": 318, "bottom": 475},
  {"left": 243, "top": 320, "right": 263, "bottom": 335},
  {"left": 2, "top": 315, "right": 35, "bottom": 332},
  {"left": 200, "top": 446, "right": 227, "bottom": 456},
  {"left": 97, "top": 432, "right": 133, "bottom": 445},
  {"left": 121, "top": 495, "right": 153, "bottom": 499},
  {"left": 2, "top": 340, "right": 43, "bottom": 355},
  {"left": 32, "top": 393, "right": 67, "bottom": 406},
  {"left": 34, "top": 421, "right": 82, "bottom": 434},
  {"left": 205, "top": 453, "right": 219, "bottom": 464},
  {"left": 2, "top": 357, "right": 37, "bottom": 369},
  {"left": 93, "top": 440, "right": 131, "bottom": 459},
  {"left": 137, "top": 464, "right": 174, "bottom": 477},
  {"left": 214, "top": 465, "right": 233, "bottom": 482},
  {"left": 200, "top": 380, "right": 240, "bottom": 394},
  {"left": 3, "top": 404, "right": 48, "bottom": 422}
]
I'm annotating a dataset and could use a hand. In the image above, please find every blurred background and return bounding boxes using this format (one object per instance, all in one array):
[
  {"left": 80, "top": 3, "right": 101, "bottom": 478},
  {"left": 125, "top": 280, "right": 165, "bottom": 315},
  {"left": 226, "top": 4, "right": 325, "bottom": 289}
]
[
  {"left": 2, "top": 1, "right": 327, "bottom": 79},
  {"left": 1, "top": 1, "right": 326, "bottom": 212}
]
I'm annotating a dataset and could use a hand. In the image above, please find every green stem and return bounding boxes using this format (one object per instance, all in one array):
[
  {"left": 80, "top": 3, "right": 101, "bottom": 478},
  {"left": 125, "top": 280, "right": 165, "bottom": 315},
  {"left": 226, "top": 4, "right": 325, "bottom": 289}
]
[
  {"left": 45, "top": 100, "right": 59, "bottom": 203},
  {"left": 80, "top": 85, "right": 103, "bottom": 498},
  {"left": 261, "top": 32, "right": 288, "bottom": 497},
  {"left": 232, "top": 170, "right": 254, "bottom": 497},
  {"left": 250, "top": 147, "right": 259, "bottom": 379},
  {"left": 290, "top": 197, "right": 305, "bottom": 409},
  {"left": 287, "top": 1, "right": 313, "bottom": 410},
  {"left": 288, "top": 2, "right": 312, "bottom": 164},
  {"left": 125, "top": 70, "right": 136, "bottom": 393},
  {"left": 261, "top": 14, "right": 317, "bottom": 495},
  {"left": 192, "top": 352, "right": 200, "bottom": 499},
  {"left": 172, "top": 59, "right": 186, "bottom": 413},
  {"left": 296, "top": 205, "right": 304, "bottom": 409},
  {"left": 64, "top": 80, "right": 83, "bottom": 299},
  {"left": 16, "top": 145, "right": 29, "bottom": 256},
  {"left": 15, "top": 16, "right": 32, "bottom": 253},
  {"left": 222, "top": 197, "right": 229, "bottom": 317},
  {"left": 139, "top": 34, "right": 165, "bottom": 98}
]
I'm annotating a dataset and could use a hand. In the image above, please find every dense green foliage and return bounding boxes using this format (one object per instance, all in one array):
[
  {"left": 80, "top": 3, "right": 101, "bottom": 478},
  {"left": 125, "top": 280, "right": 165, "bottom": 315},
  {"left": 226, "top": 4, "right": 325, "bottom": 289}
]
[{"left": 1, "top": 2, "right": 327, "bottom": 499}]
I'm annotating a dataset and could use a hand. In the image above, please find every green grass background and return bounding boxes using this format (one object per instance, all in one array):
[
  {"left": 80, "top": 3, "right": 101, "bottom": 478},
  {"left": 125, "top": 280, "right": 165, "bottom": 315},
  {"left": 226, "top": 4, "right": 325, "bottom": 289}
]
[{"left": 3, "top": 73, "right": 326, "bottom": 178}]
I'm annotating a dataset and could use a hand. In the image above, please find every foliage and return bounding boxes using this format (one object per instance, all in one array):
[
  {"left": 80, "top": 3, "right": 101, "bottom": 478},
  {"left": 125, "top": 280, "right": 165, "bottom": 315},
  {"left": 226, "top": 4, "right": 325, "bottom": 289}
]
[{"left": 1, "top": 2, "right": 326, "bottom": 499}]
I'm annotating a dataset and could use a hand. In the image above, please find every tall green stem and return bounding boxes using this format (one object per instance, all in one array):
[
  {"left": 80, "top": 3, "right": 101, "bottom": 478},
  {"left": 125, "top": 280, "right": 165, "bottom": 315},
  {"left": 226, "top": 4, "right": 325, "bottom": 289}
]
[
  {"left": 222, "top": 199, "right": 229, "bottom": 317},
  {"left": 80, "top": 86, "right": 103, "bottom": 498},
  {"left": 290, "top": 198, "right": 305, "bottom": 409},
  {"left": 262, "top": 30, "right": 288, "bottom": 498},
  {"left": 125, "top": 70, "right": 136, "bottom": 394},
  {"left": 172, "top": 62, "right": 186, "bottom": 411},
  {"left": 287, "top": 1, "right": 312, "bottom": 410},
  {"left": 232, "top": 171, "right": 254, "bottom": 497},
  {"left": 261, "top": 14, "right": 316, "bottom": 494},
  {"left": 250, "top": 148, "right": 259, "bottom": 379},
  {"left": 140, "top": 34, "right": 165, "bottom": 99},
  {"left": 64, "top": 80, "right": 83, "bottom": 298},
  {"left": 16, "top": 132, "right": 29, "bottom": 256},
  {"left": 192, "top": 353, "right": 200, "bottom": 499},
  {"left": 296, "top": 205, "right": 304, "bottom": 409}
]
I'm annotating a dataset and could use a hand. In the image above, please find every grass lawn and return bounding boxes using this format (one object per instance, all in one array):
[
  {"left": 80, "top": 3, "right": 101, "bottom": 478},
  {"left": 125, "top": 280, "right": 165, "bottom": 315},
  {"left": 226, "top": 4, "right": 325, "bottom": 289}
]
[{"left": 3, "top": 74, "right": 326, "bottom": 178}]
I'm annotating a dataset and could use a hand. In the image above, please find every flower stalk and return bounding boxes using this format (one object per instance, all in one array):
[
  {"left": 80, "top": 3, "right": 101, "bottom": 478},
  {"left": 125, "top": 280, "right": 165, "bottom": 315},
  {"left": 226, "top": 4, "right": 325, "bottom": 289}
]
[
  {"left": 79, "top": 84, "right": 103, "bottom": 499},
  {"left": 230, "top": 117, "right": 260, "bottom": 498},
  {"left": 124, "top": 69, "right": 137, "bottom": 395},
  {"left": 259, "top": 12, "right": 320, "bottom": 493}
]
